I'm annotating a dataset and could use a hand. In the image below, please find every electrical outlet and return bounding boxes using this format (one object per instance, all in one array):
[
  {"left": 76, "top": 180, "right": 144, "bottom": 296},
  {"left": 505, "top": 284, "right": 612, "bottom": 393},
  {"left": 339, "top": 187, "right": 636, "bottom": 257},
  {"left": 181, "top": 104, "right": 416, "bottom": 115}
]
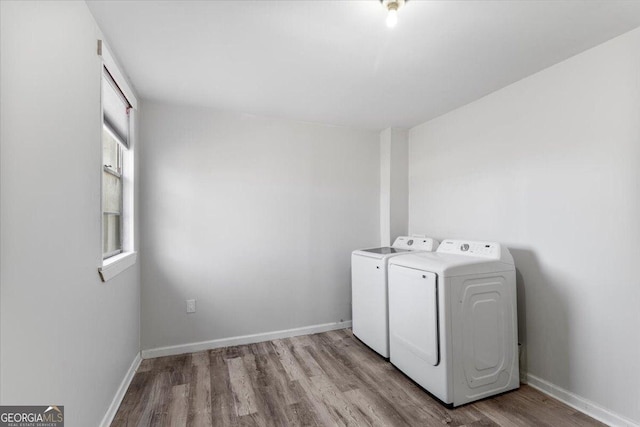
[{"left": 186, "top": 299, "right": 196, "bottom": 314}]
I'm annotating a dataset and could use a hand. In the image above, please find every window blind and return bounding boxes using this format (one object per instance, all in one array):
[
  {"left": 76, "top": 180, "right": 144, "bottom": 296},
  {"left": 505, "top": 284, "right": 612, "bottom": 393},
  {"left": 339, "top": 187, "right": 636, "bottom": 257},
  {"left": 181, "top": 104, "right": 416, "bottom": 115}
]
[{"left": 103, "top": 67, "right": 131, "bottom": 148}]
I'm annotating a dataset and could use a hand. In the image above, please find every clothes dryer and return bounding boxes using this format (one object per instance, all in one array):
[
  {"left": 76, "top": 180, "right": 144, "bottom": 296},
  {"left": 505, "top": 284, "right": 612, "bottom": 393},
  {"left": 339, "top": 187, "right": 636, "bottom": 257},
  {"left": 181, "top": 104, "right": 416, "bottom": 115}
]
[{"left": 388, "top": 239, "right": 519, "bottom": 406}]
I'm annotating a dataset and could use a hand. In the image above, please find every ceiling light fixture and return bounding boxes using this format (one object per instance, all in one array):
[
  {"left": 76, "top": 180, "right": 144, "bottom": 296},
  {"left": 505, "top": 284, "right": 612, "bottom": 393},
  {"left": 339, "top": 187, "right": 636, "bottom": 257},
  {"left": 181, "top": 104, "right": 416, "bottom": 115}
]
[{"left": 381, "top": 0, "right": 406, "bottom": 29}]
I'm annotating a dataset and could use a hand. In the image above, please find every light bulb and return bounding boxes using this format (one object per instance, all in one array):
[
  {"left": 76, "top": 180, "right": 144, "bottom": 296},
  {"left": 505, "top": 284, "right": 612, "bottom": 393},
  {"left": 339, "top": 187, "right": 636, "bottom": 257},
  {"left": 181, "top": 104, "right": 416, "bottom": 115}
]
[{"left": 386, "top": 8, "right": 398, "bottom": 28}]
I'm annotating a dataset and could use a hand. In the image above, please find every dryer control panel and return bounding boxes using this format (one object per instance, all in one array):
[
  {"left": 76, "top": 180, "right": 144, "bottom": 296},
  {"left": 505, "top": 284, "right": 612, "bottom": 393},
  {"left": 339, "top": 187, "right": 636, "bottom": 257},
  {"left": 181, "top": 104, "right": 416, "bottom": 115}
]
[
  {"left": 437, "top": 239, "right": 502, "bottom": 259},
  {"left": 392, "top": 236, "right": 439, "bottom": 251}
]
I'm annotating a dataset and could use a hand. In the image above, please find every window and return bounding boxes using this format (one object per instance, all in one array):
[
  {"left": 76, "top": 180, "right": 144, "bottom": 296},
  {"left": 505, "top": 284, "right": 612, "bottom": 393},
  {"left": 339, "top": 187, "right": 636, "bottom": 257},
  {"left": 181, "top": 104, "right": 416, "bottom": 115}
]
[
  {"left": 98, "top": 41, "right": 138, "bottom": 282},
  {"left": 102, "top": 67, "right": 131, "bottom": 260},
  {"left": 102, "top": 123, "right": 124, "bottom": 258}
]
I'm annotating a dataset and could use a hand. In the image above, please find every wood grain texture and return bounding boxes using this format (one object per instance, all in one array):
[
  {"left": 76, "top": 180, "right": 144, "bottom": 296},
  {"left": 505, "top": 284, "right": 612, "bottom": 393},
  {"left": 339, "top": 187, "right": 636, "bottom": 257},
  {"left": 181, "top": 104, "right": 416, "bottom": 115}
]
[
  {"left": 167, "top": 384, "right": 189, "bottom": 427},
  {"left": 189, "top": 364, "right": 213, "bottom": 426},
  {"left": 112, "top": 329, "right": 605, "bottom": 427}
]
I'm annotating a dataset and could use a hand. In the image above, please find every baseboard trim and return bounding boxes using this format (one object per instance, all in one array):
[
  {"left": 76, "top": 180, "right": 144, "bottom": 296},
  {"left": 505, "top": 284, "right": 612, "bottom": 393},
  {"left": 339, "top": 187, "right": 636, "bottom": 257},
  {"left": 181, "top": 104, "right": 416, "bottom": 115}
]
[
  {"left": 99, "top": 352, "right": 142, "bottom": 427},
  {"left": 526, "top": 373, "right": 639, "bottom": 427},
  {"left": 141, "top": 320, "right": 352, "bottom": 359}
]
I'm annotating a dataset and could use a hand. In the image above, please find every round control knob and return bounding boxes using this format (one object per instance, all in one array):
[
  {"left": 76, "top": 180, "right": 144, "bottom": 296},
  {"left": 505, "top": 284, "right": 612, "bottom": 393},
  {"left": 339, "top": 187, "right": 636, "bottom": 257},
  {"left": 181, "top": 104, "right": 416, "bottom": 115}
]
[
  {"left": 407, "top": 240, "right": 414, "bottom": 245},
  {"left": 460, "top": 243, "right": 470, "bottom": 251}
]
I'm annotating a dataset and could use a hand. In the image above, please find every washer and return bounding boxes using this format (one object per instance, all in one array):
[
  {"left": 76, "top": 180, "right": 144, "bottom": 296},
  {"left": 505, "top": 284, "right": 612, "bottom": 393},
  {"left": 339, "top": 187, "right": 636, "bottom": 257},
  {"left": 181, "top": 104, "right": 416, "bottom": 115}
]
[
  {"left": 388, "top": 239, "right": 519, "bottom": 406},
  {"left": 352, "top": 236, "right": 439, "bottom": 358}
]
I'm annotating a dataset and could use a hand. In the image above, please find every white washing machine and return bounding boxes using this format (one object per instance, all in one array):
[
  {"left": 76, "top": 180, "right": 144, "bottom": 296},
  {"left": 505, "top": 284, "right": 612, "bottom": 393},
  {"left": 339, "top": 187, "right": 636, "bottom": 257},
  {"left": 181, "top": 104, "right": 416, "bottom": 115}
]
[
  {"left": 352, "top": 236, "right": 439, "bottom": 358},
  {"left": 388, "top": 239, "right": 519, "bottom": 406}
]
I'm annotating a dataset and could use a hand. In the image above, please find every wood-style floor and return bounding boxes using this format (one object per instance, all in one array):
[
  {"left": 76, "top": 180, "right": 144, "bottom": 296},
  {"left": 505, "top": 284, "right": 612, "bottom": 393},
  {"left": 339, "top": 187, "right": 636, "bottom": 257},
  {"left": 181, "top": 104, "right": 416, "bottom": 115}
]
[{"left": 112, "top": 329, "right": 603, "bottom": 426}]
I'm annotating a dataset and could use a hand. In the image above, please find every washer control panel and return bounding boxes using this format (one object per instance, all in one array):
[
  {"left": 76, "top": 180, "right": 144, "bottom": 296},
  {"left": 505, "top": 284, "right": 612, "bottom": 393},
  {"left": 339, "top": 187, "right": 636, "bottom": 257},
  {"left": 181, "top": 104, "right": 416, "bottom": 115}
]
[
  {"left": 437, "top": 239, "right": 501, "bottom": 259},
  {"left": 392, "top": 236, "right": 439, "bottom": 251}
]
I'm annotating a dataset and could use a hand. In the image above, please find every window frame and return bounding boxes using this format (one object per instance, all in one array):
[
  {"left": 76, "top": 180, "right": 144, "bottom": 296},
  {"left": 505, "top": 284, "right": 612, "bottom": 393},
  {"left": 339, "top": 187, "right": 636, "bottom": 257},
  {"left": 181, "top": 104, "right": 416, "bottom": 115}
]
[{"left": 97, "top": 40, "right": 138, "bottom": 282}]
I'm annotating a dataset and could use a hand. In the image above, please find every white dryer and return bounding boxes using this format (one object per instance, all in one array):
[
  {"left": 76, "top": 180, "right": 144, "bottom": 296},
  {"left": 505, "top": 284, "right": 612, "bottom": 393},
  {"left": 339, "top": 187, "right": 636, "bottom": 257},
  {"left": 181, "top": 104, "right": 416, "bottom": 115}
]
[
  {"left": 352, "top": 236, "right": 439, "bottom": 358},
  {"left": 388, "top": 239, "right": 519, "bottom": 406}
]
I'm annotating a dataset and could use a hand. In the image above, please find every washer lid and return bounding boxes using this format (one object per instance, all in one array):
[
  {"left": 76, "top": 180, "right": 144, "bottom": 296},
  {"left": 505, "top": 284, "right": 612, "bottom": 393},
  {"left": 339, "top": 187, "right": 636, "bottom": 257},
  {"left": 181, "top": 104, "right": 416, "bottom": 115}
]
[
  {"left": 361, "top": 247, "right": 410, "bottom": 255},
  {"left": 353, "top": 236, "right": 439, "bottom": 260},
  {"left": 352, "top": 247, "right": 411, "bottom": 260}
]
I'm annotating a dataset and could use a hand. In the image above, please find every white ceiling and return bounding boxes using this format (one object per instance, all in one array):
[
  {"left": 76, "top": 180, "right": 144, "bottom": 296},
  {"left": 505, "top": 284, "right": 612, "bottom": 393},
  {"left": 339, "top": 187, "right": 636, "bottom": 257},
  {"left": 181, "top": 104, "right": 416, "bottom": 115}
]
[{"left": 87, "top": 0, "right": 640, "bottom": 130}]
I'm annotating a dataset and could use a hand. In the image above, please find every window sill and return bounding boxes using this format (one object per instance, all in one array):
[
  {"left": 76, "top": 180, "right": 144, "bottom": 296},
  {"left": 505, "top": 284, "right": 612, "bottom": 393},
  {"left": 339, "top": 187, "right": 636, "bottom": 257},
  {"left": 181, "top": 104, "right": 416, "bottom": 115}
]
[{"left": 98, "top": 251, "right": 137, "bottom": 282}]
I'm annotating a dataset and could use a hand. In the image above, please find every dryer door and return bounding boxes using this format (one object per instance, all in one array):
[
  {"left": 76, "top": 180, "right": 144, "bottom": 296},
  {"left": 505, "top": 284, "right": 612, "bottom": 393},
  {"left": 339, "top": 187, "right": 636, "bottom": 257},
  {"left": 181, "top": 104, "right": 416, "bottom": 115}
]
[{"left": 389, "top": 265, "right": 439, "bottom": 366}]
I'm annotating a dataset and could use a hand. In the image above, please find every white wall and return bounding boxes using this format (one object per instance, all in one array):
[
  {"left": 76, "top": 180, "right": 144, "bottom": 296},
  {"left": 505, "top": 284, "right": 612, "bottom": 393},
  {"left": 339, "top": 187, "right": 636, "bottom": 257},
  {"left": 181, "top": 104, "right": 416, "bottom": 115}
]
[
  {"left": 389, "top": 129, "right": 409, "bottom": 242},
  {"left": 409, "top": 27, "right": 640, "bottom": 424},
  {"left": 0, "top": 2, "right": 140, "bottom": 425},
  {"left": 139, "top": 101, "right": 379, "bottom": 351},
  {"left": 379, "top": 128, "right": 409, "bottom": 246},
  {"left": 380, "top": 130, "right": 392, "bottom": 246}
]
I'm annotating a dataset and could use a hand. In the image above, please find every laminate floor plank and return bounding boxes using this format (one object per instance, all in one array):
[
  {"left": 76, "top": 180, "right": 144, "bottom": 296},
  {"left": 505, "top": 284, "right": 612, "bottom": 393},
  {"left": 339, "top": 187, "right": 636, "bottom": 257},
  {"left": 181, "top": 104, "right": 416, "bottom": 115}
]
[
  {"left": 192, "top": 351, "right": 211, "bottom": 367},
  {"left": 288, "top": 342, "right": 325, "bottom": 378},
  {"left": 294, "top": 372, "right": 349, "bottom": 426},
  {"left": 112, "top": 371, "right": 153, "bottom": 427},
  {"left": 238, "top": 353, "right": 279, "bottom": 427},
  {"left": 189, "top": 364, "right": 213, "bottom": 427},
  {"left": 137, "top": 359, "right": 155, "bottom": 373},
  {"left": 304, "top": 345, "right": 358, "bottom": 393},
  {"left": 343, "top": 388, "right": 406, "bottom": 427},
  {"left": 348, "top": 362, "right": 443, "bottom": 426},
  {"left": 270, "top": 339, "right": 307, "bottom": 382},
  {"left": 337, "top": 339, "right": 444, "bottom": 425},
  {"left": 308, "top": 373, "right": 371, "bottom": 426},
  {"left": 227, "top": 357, "right": 259, "bottom": 417},
  {"left": 153, "top": 354, "right": 191, "bottom": 372},
  {"left": 251, "top": 343, "right": 299, "bottom": 406},
  {"left": 138, "top": 371, "right": 171, "bottom": 427},
  {"left": 210, "top": 349, "right": 239, "bottom": 427},
  {"left": 112, "top": 329, "right": 606, "bottom": 427},
  {"left": 309, "top": 334, "right": 429, "bottom": 426},
  {"left": 166, "top": 384, "right": 189, "bottom": 427},
  {"left": 470, "top": 398, "right": 531, "bottom": 427},
  {"left": 285, "top": 400, "right": 321, "bottom": 427}
]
